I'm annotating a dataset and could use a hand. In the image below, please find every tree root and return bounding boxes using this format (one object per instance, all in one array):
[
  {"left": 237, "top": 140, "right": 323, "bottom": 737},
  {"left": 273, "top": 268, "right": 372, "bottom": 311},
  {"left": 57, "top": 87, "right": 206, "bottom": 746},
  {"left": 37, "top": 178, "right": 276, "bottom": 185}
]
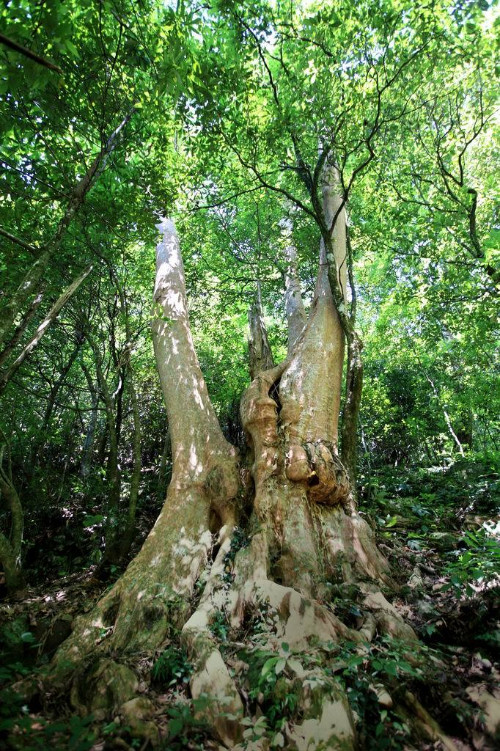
[{"left": 181, "top": 527, "right": 422, "bottom": 749}]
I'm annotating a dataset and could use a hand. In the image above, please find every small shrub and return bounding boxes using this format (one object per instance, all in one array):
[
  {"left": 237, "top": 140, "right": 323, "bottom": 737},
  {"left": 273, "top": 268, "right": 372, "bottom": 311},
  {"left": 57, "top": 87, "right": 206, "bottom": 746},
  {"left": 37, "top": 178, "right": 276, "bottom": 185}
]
[
  {"left": 151, "top": 645, "right": 192, "bottom": 687},
  {"left": 443, "top": 525, "right": 500, "bottom": 596}
]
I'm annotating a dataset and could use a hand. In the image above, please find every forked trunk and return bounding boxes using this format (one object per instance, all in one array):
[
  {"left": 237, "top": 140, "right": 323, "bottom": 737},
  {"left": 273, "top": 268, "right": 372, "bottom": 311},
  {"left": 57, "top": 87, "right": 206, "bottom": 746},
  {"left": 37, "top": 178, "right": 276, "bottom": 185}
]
[{"left": 43, "top": 220, "right": 447, "bottom": 751}]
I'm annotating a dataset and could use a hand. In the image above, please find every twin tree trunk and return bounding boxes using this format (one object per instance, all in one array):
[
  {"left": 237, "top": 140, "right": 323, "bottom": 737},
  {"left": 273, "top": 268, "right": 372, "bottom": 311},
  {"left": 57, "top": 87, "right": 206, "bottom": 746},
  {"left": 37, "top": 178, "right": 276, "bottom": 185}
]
[{"left": 48, "top": 211, "right": 428, "bottom": 750}]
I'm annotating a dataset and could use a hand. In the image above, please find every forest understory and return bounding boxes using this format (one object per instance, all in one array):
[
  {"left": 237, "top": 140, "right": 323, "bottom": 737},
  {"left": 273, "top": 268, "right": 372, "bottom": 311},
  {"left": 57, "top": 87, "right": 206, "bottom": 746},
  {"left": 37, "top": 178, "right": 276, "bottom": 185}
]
[{"left": 1, "top": 461, "right": 499, "bottom": 751}]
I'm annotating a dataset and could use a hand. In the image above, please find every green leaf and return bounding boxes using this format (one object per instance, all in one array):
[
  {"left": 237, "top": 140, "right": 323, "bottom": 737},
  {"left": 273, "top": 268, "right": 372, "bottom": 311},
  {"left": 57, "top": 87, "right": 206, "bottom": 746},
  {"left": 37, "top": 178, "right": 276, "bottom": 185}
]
[{"left": 274, "top": 658, "right": 286, "bottom": 675}]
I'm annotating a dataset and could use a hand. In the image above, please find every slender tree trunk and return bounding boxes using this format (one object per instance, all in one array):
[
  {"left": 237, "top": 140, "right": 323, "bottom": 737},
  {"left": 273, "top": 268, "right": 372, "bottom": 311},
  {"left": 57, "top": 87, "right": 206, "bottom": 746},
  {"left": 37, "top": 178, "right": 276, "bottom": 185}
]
[
  {"left": 87, "top": 337, "right": 122, "bottom": 568},
  {"left": 119, "top": 360, "right": 142, "bottom": 559},
  {"left": 51, "top": 218, "right": 239, "bottom": 669},
  {"left": 0, "top": 112, "right": 131, "bottom": 349},
  {"left": 80, "top": 365, "right": 99, "bottom": 479},
  {"left": 29, "top": 340, "right": 82, "bottom": 469},
  {"left": 427, "top": 375, "right": 465, "bottom": 456},
  {"left": 0, "top": 288, "right": 44, "bottom": 370},
  {"left": 0, "top": 267, "right": 91, "bottom": 395},
  {"left": 248, "top": 282, "right": 274, "bottom": 379},
  {"left": 0, "top": 448, "right": 24, "bottom": 592}
]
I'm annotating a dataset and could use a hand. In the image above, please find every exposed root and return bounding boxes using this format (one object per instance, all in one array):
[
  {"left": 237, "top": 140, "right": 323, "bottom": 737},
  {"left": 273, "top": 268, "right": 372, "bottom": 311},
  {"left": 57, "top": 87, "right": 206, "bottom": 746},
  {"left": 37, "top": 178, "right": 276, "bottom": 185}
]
[
  {"left": 401, "top": 691, "right": 460, "bottom": 751},
  {"left": 182, "top": 525, "right": 244, "bottom": 747},
  {"left": 321, "top": 507, "right": 393, "bottom": 587},
  {"left": 287, "top": 686, "right": 356, "bottom": 751},
  {"left": 359, "top": 584, "right": 418, "bottom": 643}
]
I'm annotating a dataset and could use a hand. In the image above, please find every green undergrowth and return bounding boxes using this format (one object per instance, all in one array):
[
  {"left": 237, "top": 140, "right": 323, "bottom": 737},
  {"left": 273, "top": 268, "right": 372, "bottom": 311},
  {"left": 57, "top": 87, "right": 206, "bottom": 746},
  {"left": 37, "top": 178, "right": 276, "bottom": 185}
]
[{"left": 362, "top": 459, "right": 500, "bottom": 593}]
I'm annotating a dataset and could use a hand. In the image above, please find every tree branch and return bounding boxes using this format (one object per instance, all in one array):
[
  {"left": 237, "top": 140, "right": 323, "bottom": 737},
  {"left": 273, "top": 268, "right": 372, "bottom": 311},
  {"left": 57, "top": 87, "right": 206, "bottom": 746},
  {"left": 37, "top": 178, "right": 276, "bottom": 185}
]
[{"left": 0, "top": 32, "right": 62, "bottom": 74}]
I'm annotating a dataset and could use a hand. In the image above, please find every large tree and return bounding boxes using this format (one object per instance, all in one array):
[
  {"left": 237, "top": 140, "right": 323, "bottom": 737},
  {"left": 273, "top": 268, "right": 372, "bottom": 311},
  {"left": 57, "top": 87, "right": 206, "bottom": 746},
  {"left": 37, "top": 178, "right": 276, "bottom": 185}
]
[
  {"left": 6, "top": 0, "right": 497, "bottom": 748},
  {"left": 46, "top": 202, "right": 432, "bottom": 749}
]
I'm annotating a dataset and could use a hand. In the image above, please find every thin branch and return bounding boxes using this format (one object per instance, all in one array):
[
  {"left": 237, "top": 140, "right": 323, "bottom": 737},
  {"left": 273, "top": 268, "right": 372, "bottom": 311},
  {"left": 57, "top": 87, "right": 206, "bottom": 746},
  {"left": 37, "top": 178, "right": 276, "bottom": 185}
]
[
  {"left": 0, "top": 226, "right": 39, "bottom": 255},
  {"left": 0, "top": 32, "right": 62, "bottom": 74}
]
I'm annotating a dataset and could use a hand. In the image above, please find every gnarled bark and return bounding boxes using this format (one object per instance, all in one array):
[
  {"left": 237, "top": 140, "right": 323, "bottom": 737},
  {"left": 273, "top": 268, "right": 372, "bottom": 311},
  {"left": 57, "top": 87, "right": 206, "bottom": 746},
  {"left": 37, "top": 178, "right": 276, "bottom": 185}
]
[{"left": 43, "top": 220, "right": 433, "bottom": 751}]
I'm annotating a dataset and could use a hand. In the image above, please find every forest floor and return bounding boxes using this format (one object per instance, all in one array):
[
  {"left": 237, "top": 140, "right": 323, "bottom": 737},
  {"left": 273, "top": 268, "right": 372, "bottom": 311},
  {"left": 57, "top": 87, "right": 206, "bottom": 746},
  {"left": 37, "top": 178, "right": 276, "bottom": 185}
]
[{"left": 0, "top": 460, "right": 499, "bottom": 751}]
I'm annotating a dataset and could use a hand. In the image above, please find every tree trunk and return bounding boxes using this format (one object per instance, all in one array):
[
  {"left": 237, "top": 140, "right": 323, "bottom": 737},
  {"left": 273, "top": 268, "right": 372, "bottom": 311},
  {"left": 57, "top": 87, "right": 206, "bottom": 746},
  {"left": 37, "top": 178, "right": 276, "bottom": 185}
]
[
  {"left": 0, "top": 267, "right": 91, "bottom": 395},
  {"left": 80, "top": 365, "right": 99, "bottom": 480},
  {"left": 51, "top": 218, "right": 239, "bottom": 669},
  {"left": 0, "top": 288, "right": 44, "bottom": 370},
  {"left": 318, "top": 158, "right": 364, "bottom": 489},
  {"left": 0, "top": 112, "right": 132, "bottom": 349},
  {"left": 87, "top": 336, "right": 122, "bottom": 570},
  {"left": 157, "top": 424, "right": 171, "bottom": 501},
  {"left": 29, "top": 340, "right": 82, "bottom": 470},
  {"left": 248, "top": 282, "right": 274, "bottom": 379},
  {"left": 283, "top": 221, "right": 307, "bottom": 355},
  {"left": 119, "top": 359, "right": 142, "bottom": 559},
  {"left": 45, "top": 221, "right": 446, "bottom": 751},
  {"left": 0, "top": 451, "right": 24, "bottom": 593}
]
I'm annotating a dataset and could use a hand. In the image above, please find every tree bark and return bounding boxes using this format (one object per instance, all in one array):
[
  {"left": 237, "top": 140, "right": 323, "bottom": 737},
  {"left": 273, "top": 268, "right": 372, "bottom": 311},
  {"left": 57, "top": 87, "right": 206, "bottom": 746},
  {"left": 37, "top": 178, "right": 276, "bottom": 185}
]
[
  {"left": 317, "top": 158, "right": 364, "bottom": 489},
  {"left": 0, "top": 288, "right": 44, "bottom": 370},
  {"left": 248, "top": 282, "right": 274, "bottom": 379},
  {"left": 0, "top": 445, "right": 24, "bottom": 592},
  {"left": 45, "top": 221, "right": 430, "bottom": 751},
  {"left": 282, "top": 218, "right": 307, "bottom": 355},
  {"left": 29, "top": 340, "right": 82, "bottom": 469},
  {"left": 51, "top": 219, "right": 239, "bottom": 671},
  {"left": 87, "top": 335, "right": 122, "bottom": 568},
  {"left": 80, "top": 365, "right": 99, "bottom": 480},
  {"left": 119, "top": 361, "right": 142, "bottom": 558}
]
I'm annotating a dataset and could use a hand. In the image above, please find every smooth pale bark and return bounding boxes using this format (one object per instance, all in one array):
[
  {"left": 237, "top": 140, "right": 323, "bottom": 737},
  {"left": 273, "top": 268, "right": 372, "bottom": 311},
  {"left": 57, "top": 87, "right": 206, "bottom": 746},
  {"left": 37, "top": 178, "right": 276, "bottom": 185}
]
[
  {"left": 0, "top": 267, "right": 92, "bottom": 394},
  {"left": 321, "top": 162, "right": 348, "bottom": 300},
  {"left": 248, "top": 282, "right": 274, "bottom": 379},
  {"left": 282, "top": 219, "right": 307, "bottom": 355},
  {"left": 157, "top": 425, "right": 171, "bottom": 501},
  {"left": 341, "top": 332, "right": 364, "bottom": 484},
  {"left": 52, "top": 219, "right": 239, "bottom": 673},
  {"left": 317, "top": 159, "right": 364, "bottom": 488}
]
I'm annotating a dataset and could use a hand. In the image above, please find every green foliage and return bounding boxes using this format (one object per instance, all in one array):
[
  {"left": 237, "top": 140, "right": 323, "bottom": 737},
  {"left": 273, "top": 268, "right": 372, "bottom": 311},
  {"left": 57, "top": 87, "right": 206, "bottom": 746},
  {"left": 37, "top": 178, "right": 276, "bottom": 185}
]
[
  {"left": 238, "top": 643, "right": 302, "bottom": 740},
  {"left": 444, "top": 526, "right": 500, "bottom": 596},
  {"left": 0, "top": 690, "right": 96, "bottom": 751},
  {"left": 209, "top": 609, "right": 230, "bottom": 642},
  {"left": 329, "top": 637, "right": 429, "bottom": 749},
  {"left": 163, "top": 698, "right": 210, "bottom": 750},
  {"left": 151, "top": 645, "right": 192, "bottom": 688}
]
